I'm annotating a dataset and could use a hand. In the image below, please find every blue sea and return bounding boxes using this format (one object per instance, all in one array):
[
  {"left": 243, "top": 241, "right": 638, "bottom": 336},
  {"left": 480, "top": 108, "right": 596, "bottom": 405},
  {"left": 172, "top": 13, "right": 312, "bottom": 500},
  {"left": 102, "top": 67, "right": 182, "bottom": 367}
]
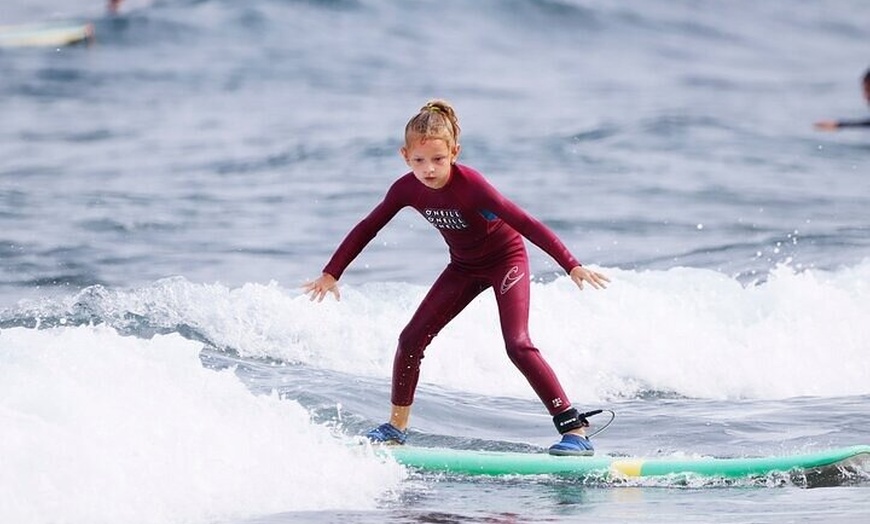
[{"left": 2, "top": 1, "right": 869, "bottom": 523}]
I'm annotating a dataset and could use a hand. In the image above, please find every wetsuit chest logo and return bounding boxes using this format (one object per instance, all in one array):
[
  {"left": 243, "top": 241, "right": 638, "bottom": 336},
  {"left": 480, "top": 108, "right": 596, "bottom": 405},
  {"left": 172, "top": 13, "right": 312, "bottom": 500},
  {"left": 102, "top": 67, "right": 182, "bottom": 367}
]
[
  {"left": 500, "top": 265, "right": 526, "bottom": 295},
  {"left": 423, "top": 208, "right": 469, "bottom": 230}
]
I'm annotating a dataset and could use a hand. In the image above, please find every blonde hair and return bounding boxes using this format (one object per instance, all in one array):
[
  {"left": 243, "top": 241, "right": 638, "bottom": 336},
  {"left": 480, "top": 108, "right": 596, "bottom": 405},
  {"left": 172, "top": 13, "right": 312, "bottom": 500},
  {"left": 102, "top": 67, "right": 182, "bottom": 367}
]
[{"left": 404, "top": 99, "right": 461, "bottom": 148}]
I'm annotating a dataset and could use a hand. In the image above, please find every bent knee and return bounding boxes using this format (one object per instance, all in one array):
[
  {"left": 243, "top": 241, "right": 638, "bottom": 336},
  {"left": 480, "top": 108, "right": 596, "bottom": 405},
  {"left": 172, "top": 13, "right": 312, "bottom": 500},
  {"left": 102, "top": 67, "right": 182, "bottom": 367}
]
[{"left": 505, "top": 337, "right": 537, "bottom": 361}]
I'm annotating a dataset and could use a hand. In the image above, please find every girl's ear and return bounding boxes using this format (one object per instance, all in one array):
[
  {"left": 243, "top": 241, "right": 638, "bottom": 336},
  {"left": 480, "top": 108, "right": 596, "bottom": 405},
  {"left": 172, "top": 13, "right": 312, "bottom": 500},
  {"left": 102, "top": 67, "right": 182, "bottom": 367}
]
[
  {"left": 451, "top": 143, "right": 461, "bottom": 163},
  {"left": 399, "top": 146, "right": 410, "bottom": 164}
]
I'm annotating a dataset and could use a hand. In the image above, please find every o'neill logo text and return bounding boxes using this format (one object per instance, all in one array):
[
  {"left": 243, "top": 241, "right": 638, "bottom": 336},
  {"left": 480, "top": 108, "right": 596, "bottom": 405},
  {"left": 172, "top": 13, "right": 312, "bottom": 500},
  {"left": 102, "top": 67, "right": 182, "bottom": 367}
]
[{"left": 423, "top": 208, "right": 468, "bottom": 230}]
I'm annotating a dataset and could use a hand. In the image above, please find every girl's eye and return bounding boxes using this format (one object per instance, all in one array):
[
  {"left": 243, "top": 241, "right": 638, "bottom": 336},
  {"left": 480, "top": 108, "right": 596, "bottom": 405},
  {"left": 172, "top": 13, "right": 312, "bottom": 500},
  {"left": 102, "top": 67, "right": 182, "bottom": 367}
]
[{"left": 411, "top": 156, "right": 446, "bottom": 164}]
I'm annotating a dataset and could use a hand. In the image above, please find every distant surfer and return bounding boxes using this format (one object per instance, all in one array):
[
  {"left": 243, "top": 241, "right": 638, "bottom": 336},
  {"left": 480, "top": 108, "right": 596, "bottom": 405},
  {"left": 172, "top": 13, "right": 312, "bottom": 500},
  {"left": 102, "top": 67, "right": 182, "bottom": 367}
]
[
  {"left": 814, "top": 68, "right": 870, "bottom": 130},
  {"left": 304, "top": 100, "right": 609, "bottom": 456},
  {"left": 108, "top": 0, "right": 152, "bottom": 15}
]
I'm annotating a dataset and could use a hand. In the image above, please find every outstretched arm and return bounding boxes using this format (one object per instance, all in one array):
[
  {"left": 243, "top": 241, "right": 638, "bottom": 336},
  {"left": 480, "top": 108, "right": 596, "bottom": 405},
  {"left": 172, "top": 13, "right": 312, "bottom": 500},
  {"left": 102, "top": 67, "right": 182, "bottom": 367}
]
[
  {"left": 473, "top": 175, "right": 603, "bottom": 281},
  {"left": 815, "top": 118, "right": 870, "bottom": 131},
  {"left": 304, "top": 178, "right": 406, "bottom": 303}
]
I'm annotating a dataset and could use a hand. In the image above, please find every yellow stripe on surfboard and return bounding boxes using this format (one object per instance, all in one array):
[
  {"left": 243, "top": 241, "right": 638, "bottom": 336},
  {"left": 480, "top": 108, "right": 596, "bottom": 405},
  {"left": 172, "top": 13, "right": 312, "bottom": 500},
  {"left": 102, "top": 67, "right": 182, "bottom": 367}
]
[{"left": 610, "top": 458, "right": 645, "bottom": 477}]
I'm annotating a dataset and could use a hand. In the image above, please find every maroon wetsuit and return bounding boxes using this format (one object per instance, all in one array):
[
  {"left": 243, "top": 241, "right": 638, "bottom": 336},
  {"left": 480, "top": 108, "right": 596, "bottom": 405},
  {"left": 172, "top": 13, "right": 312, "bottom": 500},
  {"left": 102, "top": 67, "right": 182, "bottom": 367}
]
[{"left": 323, "top": 164, "right": 580, "bottom": 415}]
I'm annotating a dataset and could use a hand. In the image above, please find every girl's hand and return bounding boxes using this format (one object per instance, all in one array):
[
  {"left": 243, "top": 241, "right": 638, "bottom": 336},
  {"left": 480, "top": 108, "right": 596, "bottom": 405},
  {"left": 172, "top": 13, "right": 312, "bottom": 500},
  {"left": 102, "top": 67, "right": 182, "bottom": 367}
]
[
  {"left": 569, "top": 266, "right": 609, "bottom": 291},
  {"left": 303, "top": 273, "right": 340, "bottom": 302}
]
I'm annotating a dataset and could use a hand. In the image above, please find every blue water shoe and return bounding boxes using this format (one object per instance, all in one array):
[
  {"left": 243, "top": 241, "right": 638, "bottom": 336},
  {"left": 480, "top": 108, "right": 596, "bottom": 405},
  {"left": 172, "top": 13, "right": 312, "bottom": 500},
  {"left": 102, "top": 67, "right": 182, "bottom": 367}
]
[
  {"left": 365, "top": 422, "right": 407, "bottom": 445},
  {"left": 548, "top": 433, "right": 594, "bottom": 456}
]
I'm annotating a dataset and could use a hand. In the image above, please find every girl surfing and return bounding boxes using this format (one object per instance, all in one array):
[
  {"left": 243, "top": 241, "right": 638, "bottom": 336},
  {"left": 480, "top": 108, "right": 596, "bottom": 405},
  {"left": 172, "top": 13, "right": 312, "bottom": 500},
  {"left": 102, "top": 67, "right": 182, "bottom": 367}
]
[{"left": 304, "top": 100, "right": 609, "bottom": 455}]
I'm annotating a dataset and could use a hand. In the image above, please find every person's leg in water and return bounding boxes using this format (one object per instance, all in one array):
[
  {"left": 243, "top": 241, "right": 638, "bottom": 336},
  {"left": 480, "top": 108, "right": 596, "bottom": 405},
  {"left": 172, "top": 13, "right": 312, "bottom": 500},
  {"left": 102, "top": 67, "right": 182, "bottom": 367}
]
[
  {"left": 366, "top": 265, "right": 485, "bottom": 443},
  {"left": 490, "top": 252, "right": 594, "bottom": 456}
]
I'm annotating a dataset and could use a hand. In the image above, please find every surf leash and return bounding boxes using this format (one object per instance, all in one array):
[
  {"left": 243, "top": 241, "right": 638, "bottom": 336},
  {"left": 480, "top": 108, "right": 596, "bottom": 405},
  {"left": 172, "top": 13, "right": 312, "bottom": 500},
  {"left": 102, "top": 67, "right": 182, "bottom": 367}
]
[{"left": 578, "top": 409, "right": 616, "bottom": 439}]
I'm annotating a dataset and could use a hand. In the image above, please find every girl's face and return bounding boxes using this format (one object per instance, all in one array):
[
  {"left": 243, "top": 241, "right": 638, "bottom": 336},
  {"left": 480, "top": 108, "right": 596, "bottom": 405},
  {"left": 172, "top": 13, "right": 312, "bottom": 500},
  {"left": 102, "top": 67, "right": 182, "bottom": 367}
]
[{"left": 401, "top": 136, "right": 460, "bottom": 189}]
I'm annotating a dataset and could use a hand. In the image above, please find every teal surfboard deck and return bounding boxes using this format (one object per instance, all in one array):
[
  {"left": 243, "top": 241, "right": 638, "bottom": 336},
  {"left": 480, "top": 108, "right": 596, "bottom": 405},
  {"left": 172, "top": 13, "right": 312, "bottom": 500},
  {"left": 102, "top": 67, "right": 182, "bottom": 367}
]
[
  {"left": 386, "top": 445, "right": 870, "bottom": 480},
  {"left": 0, "top": 21, "right": 94, "bottom": 48}
]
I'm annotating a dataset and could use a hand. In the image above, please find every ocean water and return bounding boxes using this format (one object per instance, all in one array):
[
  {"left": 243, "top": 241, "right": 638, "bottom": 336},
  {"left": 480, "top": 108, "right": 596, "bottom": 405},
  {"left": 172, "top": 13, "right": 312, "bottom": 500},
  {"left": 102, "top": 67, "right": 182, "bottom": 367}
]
[{"left": 1, "top": 1, "right": 869, "bottom": 523}]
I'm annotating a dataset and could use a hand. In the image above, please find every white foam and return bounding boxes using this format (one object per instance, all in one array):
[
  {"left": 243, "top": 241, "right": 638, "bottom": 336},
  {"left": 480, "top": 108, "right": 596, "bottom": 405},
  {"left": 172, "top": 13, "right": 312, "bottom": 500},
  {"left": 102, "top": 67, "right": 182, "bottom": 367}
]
[
  {"left": 44, "top": 260, "right": 870, "bottom": 405},
  {"left": 0, "top": 325, "right": 404, "bottom": 524},
  {"left": 210, "top": 261, "right": 869, "bottom": 402}
]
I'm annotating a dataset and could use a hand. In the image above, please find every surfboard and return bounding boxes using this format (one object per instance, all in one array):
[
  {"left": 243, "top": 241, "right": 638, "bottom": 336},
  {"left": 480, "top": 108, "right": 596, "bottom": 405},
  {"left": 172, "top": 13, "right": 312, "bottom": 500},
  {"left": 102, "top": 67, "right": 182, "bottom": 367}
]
[
  {"left": 385, "top": 445, "right": 870, "bottom": 481},
  {"left": 0, "top": 21, "right": 94, "bottom": 49}
]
